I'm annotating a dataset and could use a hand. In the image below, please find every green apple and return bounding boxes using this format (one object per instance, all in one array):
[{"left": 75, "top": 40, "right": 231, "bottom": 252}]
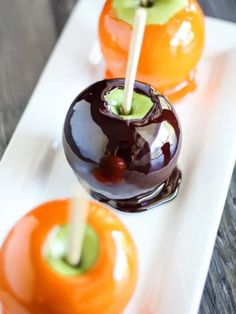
[
  {"left": 112, "top": 0, "right": 188, "bottom": 25},
  {"left": 45, "top": 225, "right": 99, "bottom": 276},
  {"left": 105, "top": 87, "right": 153, "bottom": 120}
]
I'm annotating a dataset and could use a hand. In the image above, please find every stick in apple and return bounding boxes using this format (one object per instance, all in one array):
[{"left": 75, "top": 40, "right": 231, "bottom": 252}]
[
  {"left": 66, "top": 185, "right": 90, "bottom": 266},
  {"left": 123, "top": 7, "right": 147, "bottom": 115}
]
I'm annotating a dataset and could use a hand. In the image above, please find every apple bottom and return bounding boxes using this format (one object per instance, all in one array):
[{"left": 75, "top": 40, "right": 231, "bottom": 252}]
[
  {"left": 105, "top": 69, "right": 197, "bottom": 103},
  {"left": 91, "top": 167, "right": 182, "bottom": 213}
]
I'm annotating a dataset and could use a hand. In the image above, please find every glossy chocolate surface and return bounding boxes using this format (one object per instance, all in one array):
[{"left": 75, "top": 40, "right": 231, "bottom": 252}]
[{"left": 63, "top": 79, "right": 182, "bottom": 212}]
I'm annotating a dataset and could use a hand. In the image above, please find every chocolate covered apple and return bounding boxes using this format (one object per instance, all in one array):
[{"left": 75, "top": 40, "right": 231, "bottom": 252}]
[
  {"left": 0, "top": 200, "right": 137, "bottom": 314},
  {"left": 63, "top": 79, "right": 182, "bottom": 212}
]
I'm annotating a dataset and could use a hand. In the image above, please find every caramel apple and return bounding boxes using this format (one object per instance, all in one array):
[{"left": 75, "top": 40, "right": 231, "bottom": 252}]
[
  {"left": 99, "top": 0, "right": 205, "bottom": 102},
  {"left": 0, "top": 200, "right": 137, "bottom": 314}
]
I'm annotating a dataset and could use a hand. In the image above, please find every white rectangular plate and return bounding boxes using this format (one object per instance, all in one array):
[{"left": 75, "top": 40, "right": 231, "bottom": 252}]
[{"left": 1, "top": 1, "right": 236, "bottom": 313}]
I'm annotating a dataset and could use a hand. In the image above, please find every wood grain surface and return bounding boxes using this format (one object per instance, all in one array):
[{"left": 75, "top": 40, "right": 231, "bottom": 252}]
[{"left": 0, "top": 0, "right": 235, "bottom": 313}]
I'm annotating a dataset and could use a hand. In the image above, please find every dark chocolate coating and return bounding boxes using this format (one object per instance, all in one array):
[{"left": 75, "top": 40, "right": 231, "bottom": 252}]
[{"left": 63, "top": 79, "right": 182, "bottom": 212}]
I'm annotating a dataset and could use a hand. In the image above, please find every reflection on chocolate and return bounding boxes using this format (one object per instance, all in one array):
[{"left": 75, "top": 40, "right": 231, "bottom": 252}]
[{"left": 63, "top": 79, "right": 182, "bottom": 212}]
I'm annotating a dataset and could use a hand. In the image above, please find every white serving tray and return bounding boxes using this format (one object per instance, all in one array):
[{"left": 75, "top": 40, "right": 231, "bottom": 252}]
[{"left": 1, "top": 1, "right": 236, "bottom": 313}]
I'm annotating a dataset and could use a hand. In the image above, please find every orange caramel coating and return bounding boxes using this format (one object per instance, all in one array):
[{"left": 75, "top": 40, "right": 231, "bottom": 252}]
[
  {"left": 99, "top": 0, "right": 205, "bottom": 102},
  {"left": 0, "top": 200, "right": 137, "bottom": 314}
]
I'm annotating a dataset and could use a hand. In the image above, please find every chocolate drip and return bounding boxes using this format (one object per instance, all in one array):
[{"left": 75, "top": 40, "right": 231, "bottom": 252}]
[{"left": 92, "top": 167, "right": 182, "bottom": 213}]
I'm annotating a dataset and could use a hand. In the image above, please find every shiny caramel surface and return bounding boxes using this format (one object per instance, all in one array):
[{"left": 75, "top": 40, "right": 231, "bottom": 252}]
[
  {"left": 99, "top": 0, "right": 205, "bottom": 102},
  {"left": 0, "top": 200, "right": 137, "bottom": 314}
]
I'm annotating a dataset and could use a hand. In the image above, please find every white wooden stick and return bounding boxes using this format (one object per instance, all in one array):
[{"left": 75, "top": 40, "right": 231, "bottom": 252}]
[
  {"left": 66, "top": 186, "right": 89, "bottom": 266},
  {"left": 123, "top": 7, "right": 147, "bottom": 115}
]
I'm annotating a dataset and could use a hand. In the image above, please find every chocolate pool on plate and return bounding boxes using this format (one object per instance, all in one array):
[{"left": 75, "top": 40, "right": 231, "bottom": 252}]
[{"left": 63, "top": 79, "right": 182, "bottom": 212}]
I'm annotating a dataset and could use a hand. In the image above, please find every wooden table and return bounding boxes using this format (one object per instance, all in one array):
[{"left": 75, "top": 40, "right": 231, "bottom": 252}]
[{"left": 0, "top": 0, "right": 235, "bottom": 313}]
